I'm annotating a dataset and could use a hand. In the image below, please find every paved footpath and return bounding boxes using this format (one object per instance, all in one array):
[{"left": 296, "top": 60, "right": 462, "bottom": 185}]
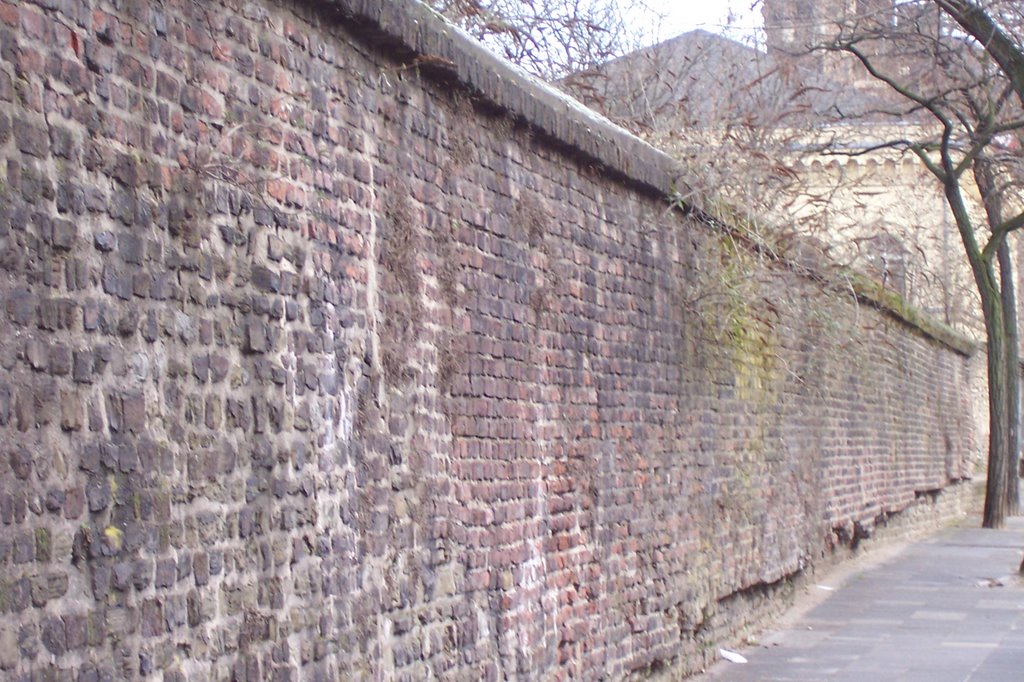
[{"left": 696, "top": 517, "right": 1024, "bottom": 681}]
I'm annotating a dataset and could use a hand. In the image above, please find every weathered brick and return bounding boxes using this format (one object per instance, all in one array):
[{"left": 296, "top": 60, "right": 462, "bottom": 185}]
[
  {"left": 63, "top": 488, "right": 84, "bottom": 519},
  {"left": 94, "top": 231, "right": 116, "bottom": 252},
  {"left": 246, "top": 321, "right": 269, "bottom": 353},
  {"left": 251, "top": 265, "right": 280, "bottom": 293},
  {"left": 111, "top": 562, "right": 132, "bottom": 592},
  {"left": 119, "top": 233, "right": 144, "bottom": 264},
  {"left": 43, "top": 489, "right": 63, "bottom": 513},
  {"left": 111, "top": 153, "right": 140, "bottom": 188},
  {"left": 0, "top": 621, "right": 16, "bottom": 669},
  {"left": 62, "top": 614, "right": 86, "bottom": 652},
  {"left": 154, "top": 558, "right": 176, "bottom": 589},
  {"left": 155, "top": 70, "right": 179, "bottom": 99},
  {"left": 48, "top": 126, "right": 76, "bottom": 159},
  {"left": 89, "top": 566, "right": 110, "bottom": 601},
  {"left": 6, "top": 288, "right": 35, "bottom": 326},
  {"left": 0, "top": 577, "right": 28, "bottom": 614},
  {"left": 101, "top": 266, "right": 127, "bottom": 299},
  {"left": 12, "top": 533, "right": 34, "bottom": 563},
  {"left": 121, "top": 392, "right": 145, "bottom": 432},
  {"left": 72, "top": 351, "right": 94, "bottom": 383},
  {"left": 13, "top": 119, "right": 48, "bottom": 158},
  {"left": 38, "top": 298, "right": 75, "bottom": 330},
  {"left": 47, "top": 219, "right": 77, "bottom": 252},
  {"left": 39, "top": 617, "right": 65, "bottom": 656},
  {"left": 30, "top": 572, "right": 67, "bottom": 606},
  {"left": 49, "top": 344, "right": 72, "bottom": 376},
  {"left": 84, "top": 40, "right": 114, "bottom": 74},
  {"left": 8, "top": 445, "right": 30, "bottom": 479},
  {"left": 85, "top": 476, "right": 110, "bottom": 512}
]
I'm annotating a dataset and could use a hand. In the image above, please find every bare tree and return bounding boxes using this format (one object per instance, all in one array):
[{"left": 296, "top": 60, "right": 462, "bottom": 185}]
[
  {"left": 935, "top": 0, "right": 1024, "bottom": 521},
  {"left": 426, "top": 0, "right": 660, "bottom": 81},
  {"left": 803, "top": 0, "right": 1024, "bottom": 527}
]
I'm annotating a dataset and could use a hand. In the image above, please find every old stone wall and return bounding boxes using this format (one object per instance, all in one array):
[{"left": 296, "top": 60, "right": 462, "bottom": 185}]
[{"left": 0, "top": 0, "right": 976, "bottom": 679}]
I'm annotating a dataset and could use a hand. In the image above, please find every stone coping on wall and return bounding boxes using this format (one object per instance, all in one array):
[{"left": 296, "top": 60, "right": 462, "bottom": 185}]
[
  {"left": 321, "top": 0, "right": 977, "bottom": 358},
  {"left": 850, "top": 275, "right": 977, "bottom": 356},
  {"left": 323, "top": 0, "right": 686, "bottom": 196}
]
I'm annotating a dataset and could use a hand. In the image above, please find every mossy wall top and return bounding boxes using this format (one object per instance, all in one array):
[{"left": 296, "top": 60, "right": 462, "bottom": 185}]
[{"left": 0, "top": 0, "right": 975, "bottom": 678}]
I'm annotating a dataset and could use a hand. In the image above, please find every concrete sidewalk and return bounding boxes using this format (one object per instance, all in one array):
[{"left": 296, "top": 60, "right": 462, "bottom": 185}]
[{"left": 697, "top": 517, "right": 1024, "bottom": 681}]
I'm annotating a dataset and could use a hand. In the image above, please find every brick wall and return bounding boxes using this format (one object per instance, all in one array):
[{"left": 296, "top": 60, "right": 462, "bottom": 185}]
[{"left": 0, "top": 0, "right": 976, "bottom": 679}]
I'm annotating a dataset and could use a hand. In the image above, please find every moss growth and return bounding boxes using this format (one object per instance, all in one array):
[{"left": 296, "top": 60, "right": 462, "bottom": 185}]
[
  {"left": 668, "top": 189, "right": 976, "bottom": 361},
  {"left": 699, "top": 232, "right": 781, "bottom": 405},
  {"left": 846, "top": 270, "right": 975, "bottom": 355},
  {"left": 35, "top": 528, "right": 52, "bottom": 563},
  {"left": 434, "top": 219, "right": 461, "bottom": 307},
  {"left": 104, "top": 526, "right": 124, "bottom": 553},
  {"left": 728, "top": 318, "right": 777, "bottom": 405}
]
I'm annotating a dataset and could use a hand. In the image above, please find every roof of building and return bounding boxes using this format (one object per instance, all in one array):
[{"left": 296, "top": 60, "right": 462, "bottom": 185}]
[{"left": 566, "top": 29, "right": 899, "bottom": 131}]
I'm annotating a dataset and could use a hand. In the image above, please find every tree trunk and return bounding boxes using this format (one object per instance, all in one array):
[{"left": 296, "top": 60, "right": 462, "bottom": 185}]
[
  {"left": 998, "top": 239, "right": 1021, "bottom": 515},
  {"left": 974, "top": 159, "right": 1021, "bottom": 519},
  {"left": 982, "top": 273, "right": 1012, "bottom": 528}
]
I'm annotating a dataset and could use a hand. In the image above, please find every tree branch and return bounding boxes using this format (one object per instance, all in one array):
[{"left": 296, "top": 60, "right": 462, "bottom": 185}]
[
  {"left": 934, "top": 0, "right": 1024, "bottom": 105},
  {"left": 985, "top": 211, "right": 1024, "bottom": 261}
]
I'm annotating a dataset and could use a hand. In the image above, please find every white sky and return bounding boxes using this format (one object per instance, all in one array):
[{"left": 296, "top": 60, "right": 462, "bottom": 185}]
[{"left": 642, "top": 1, "right": 763, "bottom": 44}]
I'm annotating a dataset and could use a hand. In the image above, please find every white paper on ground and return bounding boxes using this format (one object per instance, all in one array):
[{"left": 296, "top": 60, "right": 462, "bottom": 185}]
[{"left": 719, "top": 648, "right": 748, "bottom": 664}]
